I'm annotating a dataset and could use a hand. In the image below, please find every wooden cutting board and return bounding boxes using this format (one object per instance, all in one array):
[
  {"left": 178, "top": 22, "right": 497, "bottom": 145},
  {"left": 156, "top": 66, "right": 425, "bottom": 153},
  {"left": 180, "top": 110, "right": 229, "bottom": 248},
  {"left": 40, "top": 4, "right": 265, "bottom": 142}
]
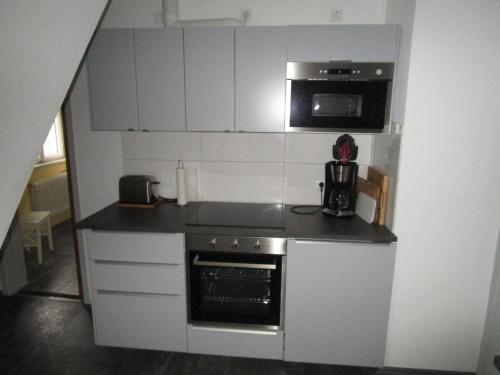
[{"left": 367, "top": 166, "right": 389, "bottom": 226}]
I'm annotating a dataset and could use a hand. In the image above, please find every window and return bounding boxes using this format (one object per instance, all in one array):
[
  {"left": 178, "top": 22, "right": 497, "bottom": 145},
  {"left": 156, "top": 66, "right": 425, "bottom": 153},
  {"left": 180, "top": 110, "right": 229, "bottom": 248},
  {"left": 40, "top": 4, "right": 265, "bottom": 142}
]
[{"left": 39, "top": 112, "right": 65, "bottom": 163}]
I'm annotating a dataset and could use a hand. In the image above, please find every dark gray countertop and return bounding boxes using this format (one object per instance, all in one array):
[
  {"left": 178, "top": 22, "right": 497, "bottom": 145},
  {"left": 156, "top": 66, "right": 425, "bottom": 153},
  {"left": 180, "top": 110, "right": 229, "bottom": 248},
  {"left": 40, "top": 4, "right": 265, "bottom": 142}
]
[{"left": 76, "top": 201, "right": 397, "bottom": 243}]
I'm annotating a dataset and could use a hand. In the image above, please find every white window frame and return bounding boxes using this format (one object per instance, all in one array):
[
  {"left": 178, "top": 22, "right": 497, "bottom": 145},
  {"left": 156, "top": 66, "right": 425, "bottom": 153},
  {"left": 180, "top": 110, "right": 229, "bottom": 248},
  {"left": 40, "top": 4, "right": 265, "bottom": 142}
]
[{"left": 38, "top": 112, "right": 65, "bottom": 164}]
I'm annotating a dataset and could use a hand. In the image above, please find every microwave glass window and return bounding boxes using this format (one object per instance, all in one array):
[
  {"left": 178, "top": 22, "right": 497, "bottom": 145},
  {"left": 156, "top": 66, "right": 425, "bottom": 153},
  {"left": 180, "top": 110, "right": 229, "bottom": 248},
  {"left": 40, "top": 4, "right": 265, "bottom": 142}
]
[
  {"left": 288, "top": 80, "right": 389, "bottom": 130},
  {"left": 312, "top": 94, "right": 363, "bottom": 117}
]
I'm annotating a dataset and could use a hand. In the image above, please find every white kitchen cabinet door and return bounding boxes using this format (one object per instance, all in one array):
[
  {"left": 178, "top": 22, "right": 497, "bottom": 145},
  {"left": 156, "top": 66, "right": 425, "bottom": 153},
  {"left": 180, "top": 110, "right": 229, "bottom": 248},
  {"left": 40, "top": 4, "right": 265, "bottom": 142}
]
[
  {"left": 87, "top": 231, "right": 184, "bottom": 264},
  {"left": 284, "top": 239, "right": 396, "bottom": 367},
  {"left": 93, "top": 291, "right": 187, "bottom": 352},
  {"left": 87, "top": 29, "right": 139, "bottom": 131},
  {"left": 134, "top": 28, "right": 186, "bottom": 131},
  {"left": 287, "top": 25, "right": 399, "bottom": 62},
  {"left": 235, "top": 27, "right": 287, "bottom": 133},
  {"left": 184, "top": 27, "right": 234, "bottom": 132}
]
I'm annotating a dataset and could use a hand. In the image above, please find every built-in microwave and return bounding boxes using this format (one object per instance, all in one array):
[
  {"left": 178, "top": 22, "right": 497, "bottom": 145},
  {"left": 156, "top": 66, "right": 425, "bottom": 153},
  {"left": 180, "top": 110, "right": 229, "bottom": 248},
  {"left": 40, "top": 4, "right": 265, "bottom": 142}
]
[{"left": 285, "top": 62, "right": 394, "bottom": 133}]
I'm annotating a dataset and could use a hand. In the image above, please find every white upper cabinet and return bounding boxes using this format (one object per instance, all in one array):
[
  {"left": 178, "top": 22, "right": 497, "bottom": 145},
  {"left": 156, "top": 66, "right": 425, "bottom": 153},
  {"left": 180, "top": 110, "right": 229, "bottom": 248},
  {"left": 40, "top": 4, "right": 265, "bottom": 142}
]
[
  {"left": 134, "top": 28, "right": 186, "bottom": 131},
  {"left": 235, "top": 27, "right": 287, "bottom": 133},
  {"left": 87, "top": 29, "right": 139, "bottom": 131},
  {"left": 287, "top": 25, "right": 399, "bottom": 62},
  {"left": 184, "top": 27, "right": 235, "bottom": 132}
]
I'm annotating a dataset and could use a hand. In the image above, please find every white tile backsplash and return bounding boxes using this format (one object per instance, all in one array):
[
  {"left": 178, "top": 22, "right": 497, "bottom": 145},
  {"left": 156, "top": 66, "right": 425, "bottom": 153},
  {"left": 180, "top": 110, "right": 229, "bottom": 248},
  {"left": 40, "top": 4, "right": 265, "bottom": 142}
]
[
  {"left": 123, "top": 159, "right": 201, "bottom": 201},
  {"left": 202, "top": 133, "right": 284, "bottom": 163},
  {"left": 285, "top": 133, "right": 373, "bottom": 165},
  {"left": 121, "top": 132, "right": 374, "bottom": 203},
  {"left": 284, "top": 163, "right": 324, "bottom": 205},
  {"left": 122, "top": 132, "right": 202, "bottom": 160},
  {"left": 202, "top": 161, "right": 284, "bottom": 203}
]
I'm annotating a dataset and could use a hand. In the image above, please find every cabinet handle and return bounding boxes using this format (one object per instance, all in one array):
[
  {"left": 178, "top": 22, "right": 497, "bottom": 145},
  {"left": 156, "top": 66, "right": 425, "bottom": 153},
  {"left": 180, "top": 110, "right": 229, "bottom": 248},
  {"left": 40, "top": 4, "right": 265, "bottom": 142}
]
[
  {"left": 97, "top": 289, "right": 180, "bottom": 297},
  {"left": 294, "top": 239, "right": 372, "bottom": 245},
  {"left": 193, "top": 255, "right": 276, "bottom": 270},
  {"left": 191, "top": 325, "right": 278, "bottom": 336},
  {"left": 127, "top": 128, "right": 135, "bottom": 131},
  {"left": 94, "top": 260, "right": 179, "bottom": 266}
]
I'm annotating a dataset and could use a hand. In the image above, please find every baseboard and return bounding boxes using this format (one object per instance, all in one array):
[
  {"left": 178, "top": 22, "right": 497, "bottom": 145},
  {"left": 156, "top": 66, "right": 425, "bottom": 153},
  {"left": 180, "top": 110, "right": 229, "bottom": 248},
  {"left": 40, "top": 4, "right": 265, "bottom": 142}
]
[{"left": 377, "top": 366, "right": 474, "bottom": 375}]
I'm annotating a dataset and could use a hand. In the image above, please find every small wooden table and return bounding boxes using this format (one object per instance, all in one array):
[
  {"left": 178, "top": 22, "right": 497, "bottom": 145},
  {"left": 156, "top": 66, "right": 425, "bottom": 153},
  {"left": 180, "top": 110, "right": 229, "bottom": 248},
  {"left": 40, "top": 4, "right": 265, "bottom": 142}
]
[{"left": 20, "top": 211, "right": 54, "bottom": 264}]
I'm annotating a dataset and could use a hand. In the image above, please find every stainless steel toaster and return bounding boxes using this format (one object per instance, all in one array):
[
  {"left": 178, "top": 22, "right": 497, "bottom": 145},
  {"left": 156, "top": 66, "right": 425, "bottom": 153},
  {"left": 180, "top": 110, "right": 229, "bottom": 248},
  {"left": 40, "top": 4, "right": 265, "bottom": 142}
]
[{"left": 119, "top": 175, "right": 159, "bottom": 204}]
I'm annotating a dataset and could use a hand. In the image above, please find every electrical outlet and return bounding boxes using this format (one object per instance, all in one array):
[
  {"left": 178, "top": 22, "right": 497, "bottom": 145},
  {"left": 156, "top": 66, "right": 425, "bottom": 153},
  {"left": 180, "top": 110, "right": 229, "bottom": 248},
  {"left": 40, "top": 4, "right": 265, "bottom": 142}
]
[
  {"left": 330, "top": 8, "right": 343, "bottom": 23},
  {"left": 240, "top": 9, "right": 252, "bottom": 24}
]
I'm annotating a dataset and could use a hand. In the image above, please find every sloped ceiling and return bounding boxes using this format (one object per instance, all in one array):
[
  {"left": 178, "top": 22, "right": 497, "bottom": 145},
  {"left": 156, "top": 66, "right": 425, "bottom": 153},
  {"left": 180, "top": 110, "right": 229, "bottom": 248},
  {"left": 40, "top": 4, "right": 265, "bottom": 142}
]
[{"left": 0, "top": 0, "right": 108, "bottom": 245}]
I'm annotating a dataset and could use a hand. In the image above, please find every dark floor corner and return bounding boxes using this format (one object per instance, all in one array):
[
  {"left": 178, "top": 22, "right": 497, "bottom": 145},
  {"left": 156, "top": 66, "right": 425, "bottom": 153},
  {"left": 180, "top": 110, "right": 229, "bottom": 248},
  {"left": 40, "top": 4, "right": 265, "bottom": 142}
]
[
  {"left": 0, "top": 294, "right": 379, "bottom": 375},
  {"left": 22, "top": 220, "right": 79, "bottom": 297}
]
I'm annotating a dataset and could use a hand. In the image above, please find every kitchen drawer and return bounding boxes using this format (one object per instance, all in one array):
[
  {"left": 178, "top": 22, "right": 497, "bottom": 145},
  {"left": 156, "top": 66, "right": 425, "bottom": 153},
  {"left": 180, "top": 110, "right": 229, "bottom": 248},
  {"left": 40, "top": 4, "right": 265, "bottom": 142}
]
[
  {"left": 93, "top": 291, "right": 187, "bottom": 352},
  {"left": 87, "top": 231, "right": 183, "bottom": 264},
  {"left": 91, "top": 262, "right": 185, "bottom": 295},
  {"left": 187, "top": 325, "right": 284, "bottom": 360}
]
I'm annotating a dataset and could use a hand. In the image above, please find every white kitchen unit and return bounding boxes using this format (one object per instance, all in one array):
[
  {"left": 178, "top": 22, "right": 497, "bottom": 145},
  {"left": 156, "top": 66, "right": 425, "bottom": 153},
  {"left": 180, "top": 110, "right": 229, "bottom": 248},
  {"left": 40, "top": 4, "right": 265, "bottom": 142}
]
[
  {"left": 284, "top": 239, "right": 396, "bottom": 367},
  {"left": 287, "top": 25, "right": 399, "bottom": 62},
  {"left": 235, "top": 27, "right": 287, "bottom": 133},
  {"left": 87, "top": 29, "right": 138, "bottom": 131},
  {"left": 134, "top": 28, "right": 186, "bottom": 131},
  {"left": 86, "top": 231, "right": 187, "bottom": 352},
  {"left": 184, "top": 27, "right": 234, "bottom": 132}
]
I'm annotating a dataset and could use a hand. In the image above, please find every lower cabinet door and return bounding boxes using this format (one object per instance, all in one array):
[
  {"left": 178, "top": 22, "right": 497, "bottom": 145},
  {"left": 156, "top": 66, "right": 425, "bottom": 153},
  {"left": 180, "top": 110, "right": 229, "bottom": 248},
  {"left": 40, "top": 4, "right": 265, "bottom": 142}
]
[
  {"left": 93, "top": 291, "right": 187, "bottom": 352},
  {"left": 284, "top": 240, "right": 396, "bottom": 367}
]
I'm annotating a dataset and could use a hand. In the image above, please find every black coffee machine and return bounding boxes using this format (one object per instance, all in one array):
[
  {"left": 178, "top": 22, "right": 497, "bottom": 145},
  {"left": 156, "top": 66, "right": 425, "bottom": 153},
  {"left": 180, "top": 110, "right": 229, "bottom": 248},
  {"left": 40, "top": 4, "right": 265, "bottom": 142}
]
[{"left": 322, "top": 134, "right": 358, "bottom": 217}]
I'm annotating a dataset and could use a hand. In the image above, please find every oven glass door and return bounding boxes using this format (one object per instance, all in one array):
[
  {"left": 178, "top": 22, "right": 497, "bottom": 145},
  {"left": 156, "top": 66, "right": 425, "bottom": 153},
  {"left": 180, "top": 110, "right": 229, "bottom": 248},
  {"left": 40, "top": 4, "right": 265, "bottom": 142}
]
[
  {"left": 288, "top": 80, "right": 389, "bottom": 131},
  {"left": 188, "top": 252, "right": 283, "bottom": 329}
]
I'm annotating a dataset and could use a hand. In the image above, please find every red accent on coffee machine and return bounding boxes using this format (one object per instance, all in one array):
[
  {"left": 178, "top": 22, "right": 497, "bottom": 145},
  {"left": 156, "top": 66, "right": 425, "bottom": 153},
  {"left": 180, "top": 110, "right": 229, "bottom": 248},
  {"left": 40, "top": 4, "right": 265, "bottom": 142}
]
[{"left": 322, "top": 134, "right": 358, "bottom": 217}]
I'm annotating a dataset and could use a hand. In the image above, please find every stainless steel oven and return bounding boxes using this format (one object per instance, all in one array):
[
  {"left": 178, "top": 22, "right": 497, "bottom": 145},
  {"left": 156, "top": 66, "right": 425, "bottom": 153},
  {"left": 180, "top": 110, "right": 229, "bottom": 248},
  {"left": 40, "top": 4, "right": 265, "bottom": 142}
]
[
  {"left": 186, "top": 234, "right": 286, "bottom": 331},
  {"left": 285, "top": 61, "right": 394, "bottom": 133}
]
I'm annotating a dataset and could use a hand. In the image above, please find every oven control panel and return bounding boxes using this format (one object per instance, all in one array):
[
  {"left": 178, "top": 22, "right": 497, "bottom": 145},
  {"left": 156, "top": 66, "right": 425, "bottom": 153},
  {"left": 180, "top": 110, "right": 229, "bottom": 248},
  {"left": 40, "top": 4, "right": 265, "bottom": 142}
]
[{"left": 185, "top": 234, "right": 286, "bottom": 255}]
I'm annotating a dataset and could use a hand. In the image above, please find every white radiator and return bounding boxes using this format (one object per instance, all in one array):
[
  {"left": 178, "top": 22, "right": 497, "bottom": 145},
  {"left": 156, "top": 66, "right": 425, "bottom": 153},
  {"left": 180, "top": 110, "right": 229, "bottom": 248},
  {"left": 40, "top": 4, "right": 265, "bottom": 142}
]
[{"left": 29, "top": 172, "right": 70, "bottom": 215}]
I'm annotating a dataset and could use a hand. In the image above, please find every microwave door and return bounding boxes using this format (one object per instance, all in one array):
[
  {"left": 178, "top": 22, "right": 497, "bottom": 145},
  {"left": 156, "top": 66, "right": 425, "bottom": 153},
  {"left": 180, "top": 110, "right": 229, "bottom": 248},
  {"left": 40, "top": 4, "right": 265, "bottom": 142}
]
[{"left": 285, "top": 80, "right": 389, "bottom": 133}]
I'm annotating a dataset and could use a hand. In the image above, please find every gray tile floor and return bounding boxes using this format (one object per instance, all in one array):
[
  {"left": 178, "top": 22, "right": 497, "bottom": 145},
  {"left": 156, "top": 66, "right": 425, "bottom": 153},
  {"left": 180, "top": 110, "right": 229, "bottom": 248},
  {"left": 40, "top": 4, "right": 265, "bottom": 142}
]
[
  {"left": 0, "top": 294, "right": 380, "bottom": 375},
  {"left": 22, "top": 220, "right": 79, "bottom": 296}
]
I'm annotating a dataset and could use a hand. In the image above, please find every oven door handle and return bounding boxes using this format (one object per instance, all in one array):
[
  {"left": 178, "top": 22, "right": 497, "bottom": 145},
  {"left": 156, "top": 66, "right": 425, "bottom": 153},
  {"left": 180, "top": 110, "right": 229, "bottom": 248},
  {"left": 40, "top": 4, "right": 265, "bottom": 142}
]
[{"left": 192, "top": 255, "right": 276, "bottom": 270}]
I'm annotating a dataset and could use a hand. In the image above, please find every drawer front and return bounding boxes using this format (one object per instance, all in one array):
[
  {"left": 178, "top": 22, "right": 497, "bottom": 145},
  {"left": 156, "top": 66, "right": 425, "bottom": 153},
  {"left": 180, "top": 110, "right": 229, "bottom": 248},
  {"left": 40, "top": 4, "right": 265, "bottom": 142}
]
[
  {"left": 91, "top": 262, "right": 185, "bottom": 295},
  {"left": 93, "top": 291, "right": 187, "bottom": 352},
  {"left": 187, "top": 325, "right": 284, "bottom": 360},
  {"left": 87, "top": 231, "right": 184, "bottom": 264}
]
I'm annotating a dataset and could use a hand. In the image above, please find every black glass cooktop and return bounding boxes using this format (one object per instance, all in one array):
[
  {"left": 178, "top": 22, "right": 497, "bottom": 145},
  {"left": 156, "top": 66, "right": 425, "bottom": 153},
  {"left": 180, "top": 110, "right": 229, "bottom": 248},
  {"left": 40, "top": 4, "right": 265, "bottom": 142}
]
[{"left": 187, "top": 202, "right": 285, "bottom": 230}]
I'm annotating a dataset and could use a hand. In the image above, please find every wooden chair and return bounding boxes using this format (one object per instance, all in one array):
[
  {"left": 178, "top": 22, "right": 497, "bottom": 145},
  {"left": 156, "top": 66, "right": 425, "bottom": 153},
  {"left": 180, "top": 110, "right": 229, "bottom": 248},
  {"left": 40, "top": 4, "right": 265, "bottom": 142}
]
[{"left": 20, "top": 211, "right": 54, "bottom": 264}]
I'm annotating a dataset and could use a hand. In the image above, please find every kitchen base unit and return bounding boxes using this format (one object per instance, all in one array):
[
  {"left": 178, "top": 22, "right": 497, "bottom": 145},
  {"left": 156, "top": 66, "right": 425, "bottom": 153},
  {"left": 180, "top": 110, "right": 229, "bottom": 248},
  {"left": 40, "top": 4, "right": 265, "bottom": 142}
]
[
  {"left": 84, "top": 230, "right": 187, "bottom": 352},
  {"left": 187, "top": 325, "right": 284, "bottom": 360},
  {"left": 284, "top": 239, "right": 396, "bottom": 367}
]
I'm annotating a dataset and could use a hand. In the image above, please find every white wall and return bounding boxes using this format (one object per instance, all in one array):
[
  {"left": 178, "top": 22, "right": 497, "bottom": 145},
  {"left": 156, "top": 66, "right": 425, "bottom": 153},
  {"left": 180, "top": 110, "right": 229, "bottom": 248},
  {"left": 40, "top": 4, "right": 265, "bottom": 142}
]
[
  {"left": 101, "top": 0, "right": 386, "bottom": 27},
  {"left": 102, "top": 0, "right": 164, "bottom": 28},
  {"left": 477, "top": 230, "right": 500, "bottom": 375},
  {"left": 385, "top": 0, "right": 500, "bottom": 371},
  {"left": 0, "top": 0, "right": 107, "bottom": 245},
  {"left": 371, "top": 0, "right": 416, "bottom": 230},
  {"left": 67, "top": 64, "right": 123, "bottom": 220},
  {"left": 122, "top": 132, "right": 373, "bottom": 205},
  {"left": 179, "top": 0, "right": 386, "bottom": 25}
]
